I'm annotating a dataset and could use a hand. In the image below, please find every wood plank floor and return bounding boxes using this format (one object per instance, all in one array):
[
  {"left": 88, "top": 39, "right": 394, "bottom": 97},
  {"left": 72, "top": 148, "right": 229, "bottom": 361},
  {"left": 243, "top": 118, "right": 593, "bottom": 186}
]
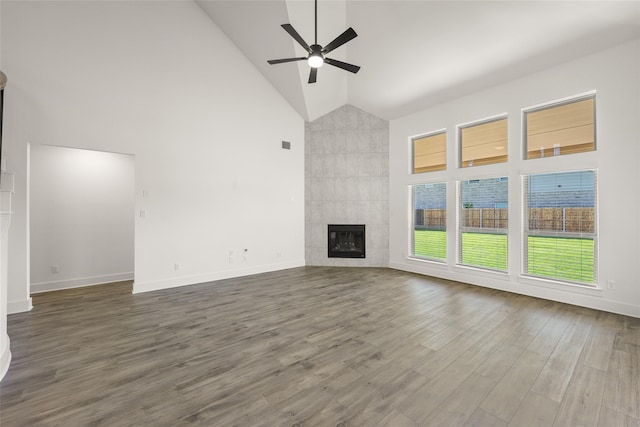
[{"left": 1, "top": 267, "right": 638, "bottom": 426}]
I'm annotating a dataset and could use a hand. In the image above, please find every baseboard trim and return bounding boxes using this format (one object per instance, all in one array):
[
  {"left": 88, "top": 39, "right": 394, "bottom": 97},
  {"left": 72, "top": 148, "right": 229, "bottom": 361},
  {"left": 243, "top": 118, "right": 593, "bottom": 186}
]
[
  {"left": 0, "top": 335, "right": 11, "bottom": 382},
  {"left": 31, "top": 272, "right": 134, "bottom": 294},
  {"left": 389, "top": 260, "right": 640, "bottom": 319},
  {"left": 133, "top": 260, "right": 306, "bottom": 294},
  {"left": 7, "top": 297, "right": 32, "bottom": 314}
]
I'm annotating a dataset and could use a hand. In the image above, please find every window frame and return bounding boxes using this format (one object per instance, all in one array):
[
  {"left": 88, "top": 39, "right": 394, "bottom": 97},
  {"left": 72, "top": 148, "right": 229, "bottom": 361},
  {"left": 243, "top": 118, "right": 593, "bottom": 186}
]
[
  {"left": 411, "top": 129, "right": 447, "bottom": 174},
  {"left": 522, "top": 169, "right": 598, "bottom": 287},
  {"left": 458, "top": 115, "right": 508, "bottom": 168},
  {"left": 410, "top": 181, "right": 447, "bottom": 263},
  {"left": 457, "top": 176, "right": 509, "bottom": 272},
  {"left": 523, "top": 93, "right": 596, "bottom": 160}
]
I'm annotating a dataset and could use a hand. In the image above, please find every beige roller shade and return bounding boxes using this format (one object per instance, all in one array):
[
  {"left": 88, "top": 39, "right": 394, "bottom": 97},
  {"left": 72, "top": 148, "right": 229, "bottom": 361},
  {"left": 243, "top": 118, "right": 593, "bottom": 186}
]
[
  {"left": 413, "top": 132, "right": 446, "bottom": 173},
  {"left": 460, "top": 117, "right": 508, "bottom": 168},
  {"left": 526, "top": 97, "right": 595, "bottom": 159}
]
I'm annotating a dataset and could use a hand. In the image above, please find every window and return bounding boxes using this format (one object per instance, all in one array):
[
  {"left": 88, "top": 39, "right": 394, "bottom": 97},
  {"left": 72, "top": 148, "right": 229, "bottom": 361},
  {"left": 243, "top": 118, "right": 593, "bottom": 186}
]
[
  {"left": 459, "top": 177, "right": 508, "bottom": 271},
  {"left": 460, "top": 117, "right": 508, "bottom": 168},
  {"left": 412, "top": 182, "right": 446, "bottom": 261},
  {"left": 523, "top": 170, "right": 597, "bottom": 285},
  {"left": 525, "top": 95, "right": 595, "bottom": 159},
  {"left": 413, "top": 132, "right": 446, "bottom": 173}
]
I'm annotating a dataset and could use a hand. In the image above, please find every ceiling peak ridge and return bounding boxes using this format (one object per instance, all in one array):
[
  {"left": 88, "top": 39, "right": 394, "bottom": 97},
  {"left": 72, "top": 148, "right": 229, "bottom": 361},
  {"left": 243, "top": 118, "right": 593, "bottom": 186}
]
[{"left": 307, "top": 103, "right": 387, "bottom": 124}]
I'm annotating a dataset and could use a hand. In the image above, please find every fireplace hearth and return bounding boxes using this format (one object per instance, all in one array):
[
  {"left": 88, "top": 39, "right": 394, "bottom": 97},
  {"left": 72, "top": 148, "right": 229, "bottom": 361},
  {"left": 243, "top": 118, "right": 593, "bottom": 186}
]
[{"left": 328, "top": 224, "right": 365, "bottom": 258}]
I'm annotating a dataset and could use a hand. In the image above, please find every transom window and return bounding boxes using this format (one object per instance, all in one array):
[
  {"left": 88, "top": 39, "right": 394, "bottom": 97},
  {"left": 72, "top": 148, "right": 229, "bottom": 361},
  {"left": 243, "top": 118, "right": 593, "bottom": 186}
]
[
  {"left": 459, "top": 117, "right": 508, "bottom": 168},
  {"left": 412, "top": 131, "right": 446, "bottom": 173},
  {"left": 525, "top": 95, "right": 595, "bottom": 159}
]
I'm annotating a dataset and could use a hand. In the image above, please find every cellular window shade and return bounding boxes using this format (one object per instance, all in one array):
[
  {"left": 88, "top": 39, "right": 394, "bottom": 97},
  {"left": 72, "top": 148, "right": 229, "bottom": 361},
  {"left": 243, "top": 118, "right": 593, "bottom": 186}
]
[
  {"left": 523, "top": 170, "right": 597, "bottom": 285},
  {"left": 413, "top": 132, "right": 446, "bottom": 173},
  {"left": 526, "top": 97, "right": 595, "bottom": 159},
  {"left": 460, "top": 118, "right": 508, "bottom": 168},
  {"left": 458, "top": 177, "right": 508, "bottom": 271}
]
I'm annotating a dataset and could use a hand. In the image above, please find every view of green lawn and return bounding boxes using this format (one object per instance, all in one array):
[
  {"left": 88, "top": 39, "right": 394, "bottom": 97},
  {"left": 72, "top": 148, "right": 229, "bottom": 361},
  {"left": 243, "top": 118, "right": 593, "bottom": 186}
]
[
  {"left": 461, "top": 232, "right": 508, "bottom": 271},
  {"left": 526, "top": 235, "right": 594, "bottom": 284},
  {"left": 414, "top": 230, "right": 594, "bottom": 283},
  {"left": 413, "top": 229, "right": 447, "bottom": 260}
]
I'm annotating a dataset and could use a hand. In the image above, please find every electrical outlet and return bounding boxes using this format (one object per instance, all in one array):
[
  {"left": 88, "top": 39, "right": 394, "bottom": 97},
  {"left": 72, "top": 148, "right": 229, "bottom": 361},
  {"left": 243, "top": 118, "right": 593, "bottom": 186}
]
[
  {"left": 51, "top": 265, "right": 59, "bottom": 274},
  {"left": 229, "top": 250, "right": 233, "bottom": 264},
  {"left": 174, "top": 263, "right": 180, "bottom": 271},
  {"left": 607, "top": 280, "right": 616, "bottom": 290},
  {"left": 243, "top": 249, "right": 248, "bottom": 262}
]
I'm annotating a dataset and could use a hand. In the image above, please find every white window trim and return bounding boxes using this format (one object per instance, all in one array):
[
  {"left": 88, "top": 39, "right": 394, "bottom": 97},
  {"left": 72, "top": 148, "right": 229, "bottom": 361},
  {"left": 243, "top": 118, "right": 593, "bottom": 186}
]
[
  {"left": 522, "top": 92, "right": 597, "bottom": 161},
  {"left": 457, "top": 113, "right": 508, "bottom": 169},
  {"left": 521, "top": 169, "right": 598, "bottom": 288},
  {"left": 409, "top": 128, "right": 448, "bottom": 175},
  {"left": 410, "top": 181, "right": 448, "bottom": 262},
  {"left": 456, "top": 176, "right": 509, "bottom": 273}
]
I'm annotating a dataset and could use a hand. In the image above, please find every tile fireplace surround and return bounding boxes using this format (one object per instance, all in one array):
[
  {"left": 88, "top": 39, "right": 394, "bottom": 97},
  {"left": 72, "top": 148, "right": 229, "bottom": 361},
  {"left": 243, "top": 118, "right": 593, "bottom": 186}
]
[{"left": 305, "top": 105, "right": 389, "bottom": 267}]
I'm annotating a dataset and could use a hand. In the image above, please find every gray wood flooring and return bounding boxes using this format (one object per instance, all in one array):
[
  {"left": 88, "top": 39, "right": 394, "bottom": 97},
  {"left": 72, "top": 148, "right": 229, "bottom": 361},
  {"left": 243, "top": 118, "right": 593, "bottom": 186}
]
[{"left": 1, "top": 267, "right": 638, "bottom": 426}]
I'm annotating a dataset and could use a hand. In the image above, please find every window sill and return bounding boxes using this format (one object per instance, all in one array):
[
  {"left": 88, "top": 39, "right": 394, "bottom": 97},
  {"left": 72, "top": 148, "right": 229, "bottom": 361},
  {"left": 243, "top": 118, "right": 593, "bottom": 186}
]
[
  {"left": 517, "top": 275, "right": 603, "bottom": 296},
  {"left": 452, "top": 264, "right": 510, "bottom": 280},
  {"left": 407, "top": 256, "right": 448, "bottom": 268}
]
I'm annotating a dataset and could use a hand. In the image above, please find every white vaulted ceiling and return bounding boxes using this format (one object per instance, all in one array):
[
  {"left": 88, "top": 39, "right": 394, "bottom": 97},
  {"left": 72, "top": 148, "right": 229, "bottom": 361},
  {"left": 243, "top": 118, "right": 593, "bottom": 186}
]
[{"left": 197, "top": 1, "right": 640, "bottom": 122}]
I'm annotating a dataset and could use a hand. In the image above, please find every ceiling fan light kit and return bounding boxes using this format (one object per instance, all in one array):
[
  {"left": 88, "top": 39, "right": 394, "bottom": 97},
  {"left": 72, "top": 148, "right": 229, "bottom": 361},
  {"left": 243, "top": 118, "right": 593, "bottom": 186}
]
[
  {"left": 268, "top": 0, "right": 360, "bottom": 83},
  {"left": 307, "top": 45, "right": 324, "bottom": 68}
]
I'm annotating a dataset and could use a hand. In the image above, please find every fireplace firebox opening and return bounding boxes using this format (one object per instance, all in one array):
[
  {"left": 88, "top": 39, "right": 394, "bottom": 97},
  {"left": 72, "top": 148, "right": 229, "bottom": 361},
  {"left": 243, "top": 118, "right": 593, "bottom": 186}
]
[{"left": 328, "top": 224, "right": 365, "bottom": 258}]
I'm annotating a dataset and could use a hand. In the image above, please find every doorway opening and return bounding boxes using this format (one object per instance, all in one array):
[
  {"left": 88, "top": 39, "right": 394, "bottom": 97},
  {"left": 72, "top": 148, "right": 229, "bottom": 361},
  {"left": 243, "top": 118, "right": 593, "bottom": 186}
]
[{"left": 29, "top": 145, "right": 135, "bottom": 295}]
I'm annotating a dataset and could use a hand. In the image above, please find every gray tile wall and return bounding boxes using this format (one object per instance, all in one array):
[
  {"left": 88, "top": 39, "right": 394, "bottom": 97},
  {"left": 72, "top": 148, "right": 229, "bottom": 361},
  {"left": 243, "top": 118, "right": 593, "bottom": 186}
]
[{"left": 305, "top": 105, "right": 389, "bottom": 266}]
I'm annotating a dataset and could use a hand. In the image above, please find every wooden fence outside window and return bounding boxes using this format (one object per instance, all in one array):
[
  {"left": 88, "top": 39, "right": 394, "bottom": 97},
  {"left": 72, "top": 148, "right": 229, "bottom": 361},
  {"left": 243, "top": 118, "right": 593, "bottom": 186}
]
[{"left": 415, "top": 207, "right": 595, "bottom": 233}]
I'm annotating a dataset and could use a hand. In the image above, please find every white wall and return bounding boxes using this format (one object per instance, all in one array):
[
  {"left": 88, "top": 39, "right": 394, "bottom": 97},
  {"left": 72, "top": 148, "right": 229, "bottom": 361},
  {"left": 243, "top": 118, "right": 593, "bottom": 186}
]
[
  {"left": 389, "top": 39, "right": 640, "bottom": 318},
  {"left": 1, "top": 0, "right": 305, "bottom": 317},
  {"left": 0, "top": 0, "right": 12, "bottom": 381},
  {"left": 30, "top": 145, "right": 134, "bottom": 293},
  {"left": 0, "top": 196, "right": 11, "bottom": 380}
]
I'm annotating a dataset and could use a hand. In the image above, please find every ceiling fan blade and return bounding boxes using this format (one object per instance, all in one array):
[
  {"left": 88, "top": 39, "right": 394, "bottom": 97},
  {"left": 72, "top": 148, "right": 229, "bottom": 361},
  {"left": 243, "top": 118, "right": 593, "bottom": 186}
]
[
  {"left": 308, "top": 67, "right": 318, "bottom": 84},
  {"left": 325, "top": 58, "right": 361, "bottom": 74},
  {"left": 322, "top": 27, "right": 357, "bottom": 54},
  {"left": 281, "top": 24, "right": 312, "bottom": 53},
  {"left": 267, "top": 57, "right": 307, "bottom": 65}
]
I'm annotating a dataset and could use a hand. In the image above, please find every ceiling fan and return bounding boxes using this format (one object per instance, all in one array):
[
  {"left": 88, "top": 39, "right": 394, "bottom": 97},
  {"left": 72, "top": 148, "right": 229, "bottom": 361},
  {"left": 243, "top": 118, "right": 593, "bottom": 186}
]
[{"left": 267, "top": 0, "right": 361, "bottom": 84}]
